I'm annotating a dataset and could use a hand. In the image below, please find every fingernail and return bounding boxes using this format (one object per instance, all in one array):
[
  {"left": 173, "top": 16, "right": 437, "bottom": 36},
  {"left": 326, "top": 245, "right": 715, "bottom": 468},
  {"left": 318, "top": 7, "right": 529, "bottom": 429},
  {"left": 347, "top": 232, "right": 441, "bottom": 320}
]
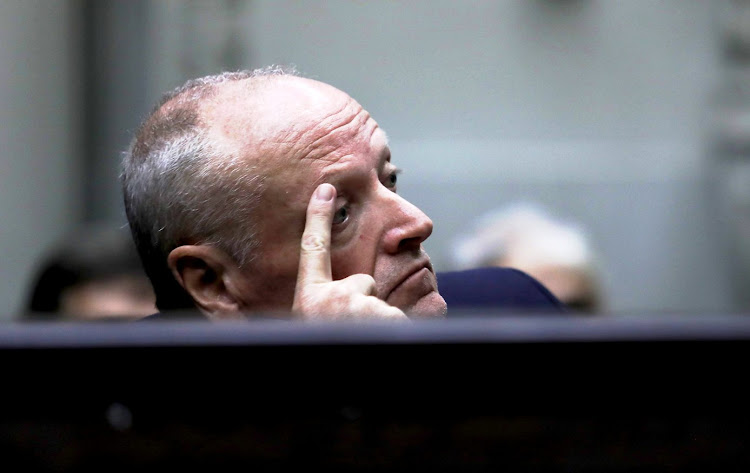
[{"left": 315, "top": 183, "right": 334, "bottom": 201}]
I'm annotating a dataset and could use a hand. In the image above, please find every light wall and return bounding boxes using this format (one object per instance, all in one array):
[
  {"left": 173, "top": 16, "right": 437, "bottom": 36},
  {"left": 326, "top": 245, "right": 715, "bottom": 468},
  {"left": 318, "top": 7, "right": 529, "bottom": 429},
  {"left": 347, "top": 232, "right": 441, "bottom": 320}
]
[
  {"left": 163, "top": 0, "right": 733, "bottom": 313},
  {"left": 0, "top": 1, "right": 82, "bottom": 319},
  {"left": 1, "top": 0, "right": 744, "bottom": 318}
]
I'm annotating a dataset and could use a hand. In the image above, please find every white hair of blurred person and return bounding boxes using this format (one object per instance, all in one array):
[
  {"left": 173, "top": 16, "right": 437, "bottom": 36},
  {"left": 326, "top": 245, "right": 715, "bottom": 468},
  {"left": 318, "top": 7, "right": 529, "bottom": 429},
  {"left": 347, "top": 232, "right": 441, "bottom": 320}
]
[{"left": 452, "top": 203, "right": 604, "bottom": 313}]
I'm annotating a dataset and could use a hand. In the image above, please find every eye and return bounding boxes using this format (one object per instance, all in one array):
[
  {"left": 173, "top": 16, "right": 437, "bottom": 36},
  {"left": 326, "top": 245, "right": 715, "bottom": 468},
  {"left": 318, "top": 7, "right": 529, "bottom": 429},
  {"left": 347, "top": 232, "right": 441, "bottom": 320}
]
[
  {"left": 385, "top": 169, "right": 400, "bottom": 190},
  {"left": 332, "top": 205, "right": 349, "bottom": 225}
]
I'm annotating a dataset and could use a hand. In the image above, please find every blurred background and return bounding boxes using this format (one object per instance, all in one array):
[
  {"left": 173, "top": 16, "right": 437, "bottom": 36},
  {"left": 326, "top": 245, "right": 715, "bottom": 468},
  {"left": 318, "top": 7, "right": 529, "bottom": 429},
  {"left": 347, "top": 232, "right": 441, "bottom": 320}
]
[{"left": 1, "top": 0, "right": 749, "bottom": 321}]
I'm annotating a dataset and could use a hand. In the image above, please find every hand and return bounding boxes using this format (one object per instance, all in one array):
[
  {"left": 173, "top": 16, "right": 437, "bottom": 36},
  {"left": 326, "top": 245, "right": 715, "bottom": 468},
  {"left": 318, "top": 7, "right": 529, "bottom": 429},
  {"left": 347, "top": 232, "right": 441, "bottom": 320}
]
[{"left": 292, "top": 183, "right": 408, "bottom": 321}]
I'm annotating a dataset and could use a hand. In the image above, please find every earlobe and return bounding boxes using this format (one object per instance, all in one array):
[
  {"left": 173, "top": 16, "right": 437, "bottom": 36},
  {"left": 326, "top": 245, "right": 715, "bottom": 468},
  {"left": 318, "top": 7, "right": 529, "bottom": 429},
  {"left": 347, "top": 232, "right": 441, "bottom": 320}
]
[{"left": 167, "top": 245, "right": 245, "bottom": 320}]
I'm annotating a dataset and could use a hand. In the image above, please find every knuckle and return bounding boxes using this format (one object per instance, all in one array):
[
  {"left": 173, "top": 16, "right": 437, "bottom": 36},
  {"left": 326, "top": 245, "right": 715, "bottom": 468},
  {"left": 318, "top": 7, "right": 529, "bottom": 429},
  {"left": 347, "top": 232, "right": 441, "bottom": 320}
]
[
  {"left": 300, "top": 233, "right": 327, "bottom": 252},
  {"left": 364, "top": 297, "right": 402, "bottom": 316},
  {"left": 327, "top": 282, "right": 348, "bottom": 298},
  {"left": 343, "top": 274, "right": 377, "bottom": 296},
  {"left": 389, "top": 308, "right": 409, "bottom": 319},
  {"left": 351, "top": 273, "right": 376, "bottom": 286}
]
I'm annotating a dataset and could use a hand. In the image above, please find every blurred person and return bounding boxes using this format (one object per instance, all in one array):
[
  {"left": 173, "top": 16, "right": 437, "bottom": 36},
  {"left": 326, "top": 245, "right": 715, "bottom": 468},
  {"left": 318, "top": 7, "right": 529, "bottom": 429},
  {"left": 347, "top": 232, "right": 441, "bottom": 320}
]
[
  {"left": 23, "top": 223, "right": 156, "bottom": 321},
  {"left": 122, "top": 66, "right": 564, "bottom": 322},
  {"left": 452, "top": 203, "right": 604, "bottom": 313}
]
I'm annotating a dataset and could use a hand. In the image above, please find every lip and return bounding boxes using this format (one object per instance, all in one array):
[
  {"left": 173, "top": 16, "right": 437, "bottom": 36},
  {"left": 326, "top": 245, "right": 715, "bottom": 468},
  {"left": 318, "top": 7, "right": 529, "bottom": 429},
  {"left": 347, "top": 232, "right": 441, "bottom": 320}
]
[{"left": 384, "top": 258, "right": 434, "bottom": 301}]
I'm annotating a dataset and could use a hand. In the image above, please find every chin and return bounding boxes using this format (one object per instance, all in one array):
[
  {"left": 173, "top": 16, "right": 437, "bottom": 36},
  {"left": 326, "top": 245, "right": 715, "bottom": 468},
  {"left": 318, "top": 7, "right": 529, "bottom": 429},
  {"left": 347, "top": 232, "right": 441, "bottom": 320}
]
[{"left": 405, "top": 292, "right": 447, "bottom": 319}]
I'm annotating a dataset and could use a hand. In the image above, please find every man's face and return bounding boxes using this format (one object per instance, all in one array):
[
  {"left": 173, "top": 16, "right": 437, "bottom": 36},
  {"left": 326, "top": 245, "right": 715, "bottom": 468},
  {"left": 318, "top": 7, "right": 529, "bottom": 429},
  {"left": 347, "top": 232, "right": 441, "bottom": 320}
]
[{"left": 213, "top": 77, "right": 446, "bottom": 317}]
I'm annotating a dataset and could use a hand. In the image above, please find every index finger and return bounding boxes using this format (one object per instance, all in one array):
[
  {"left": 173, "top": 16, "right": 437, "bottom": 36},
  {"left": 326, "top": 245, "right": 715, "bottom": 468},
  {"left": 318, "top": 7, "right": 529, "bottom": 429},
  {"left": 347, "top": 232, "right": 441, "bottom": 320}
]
[{"left": 296, "top": 183, "right": 336, "bottom": 286}]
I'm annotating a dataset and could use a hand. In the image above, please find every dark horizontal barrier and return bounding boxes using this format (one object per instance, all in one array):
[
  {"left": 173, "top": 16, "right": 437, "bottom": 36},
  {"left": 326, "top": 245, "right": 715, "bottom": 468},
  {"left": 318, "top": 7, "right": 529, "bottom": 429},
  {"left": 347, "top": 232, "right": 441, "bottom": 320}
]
[{"left": 2, "top": 314, "right": 750, "bottom": 472}]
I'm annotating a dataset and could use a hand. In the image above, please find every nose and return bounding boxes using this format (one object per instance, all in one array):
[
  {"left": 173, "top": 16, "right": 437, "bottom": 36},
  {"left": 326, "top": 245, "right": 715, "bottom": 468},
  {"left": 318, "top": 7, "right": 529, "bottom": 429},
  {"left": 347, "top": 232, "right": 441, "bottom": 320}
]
[{"left": 381, "top": 190, "right": 434, "bottom": 254}]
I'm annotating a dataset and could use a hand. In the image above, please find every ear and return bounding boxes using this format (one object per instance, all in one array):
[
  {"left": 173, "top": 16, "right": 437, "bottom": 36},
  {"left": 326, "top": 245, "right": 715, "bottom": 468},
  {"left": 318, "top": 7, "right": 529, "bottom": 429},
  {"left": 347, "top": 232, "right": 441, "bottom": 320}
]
[{"left": 167, "top": 245, "right": 247, "bottom": 320}]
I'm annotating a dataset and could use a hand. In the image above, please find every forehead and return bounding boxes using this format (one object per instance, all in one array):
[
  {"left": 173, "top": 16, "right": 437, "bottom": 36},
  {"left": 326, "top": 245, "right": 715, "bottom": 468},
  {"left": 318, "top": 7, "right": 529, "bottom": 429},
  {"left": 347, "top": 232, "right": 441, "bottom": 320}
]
[
  {"left": 205, "top": 77, "right": 358, "bottom": 145},
  {"left": 206, "top": 76, "right": 387, "bottom": 183}
]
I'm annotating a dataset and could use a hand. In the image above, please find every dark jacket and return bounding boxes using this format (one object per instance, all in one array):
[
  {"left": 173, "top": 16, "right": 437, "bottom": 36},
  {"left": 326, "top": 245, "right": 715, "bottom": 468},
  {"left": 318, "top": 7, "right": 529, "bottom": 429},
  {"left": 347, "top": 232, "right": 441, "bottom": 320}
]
[{"left": 437, "top": 267, "right": 567, "bottom": 315}]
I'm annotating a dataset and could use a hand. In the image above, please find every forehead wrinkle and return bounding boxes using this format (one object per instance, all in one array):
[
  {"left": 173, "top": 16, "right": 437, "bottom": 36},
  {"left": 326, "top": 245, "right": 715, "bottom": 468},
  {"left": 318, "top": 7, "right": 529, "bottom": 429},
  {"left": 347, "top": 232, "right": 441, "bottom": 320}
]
[
  {"left": 296, "top": 102, "right": 372, "bottom": 162},
  {"left": 314, "top": 154, "right": 358, "bottom": 186},
  {"left": 315, "top": 128, "right": 385, "bottom": 185},
  {"left": 283, "top": 100, "right": 351, "bottom": 148}
]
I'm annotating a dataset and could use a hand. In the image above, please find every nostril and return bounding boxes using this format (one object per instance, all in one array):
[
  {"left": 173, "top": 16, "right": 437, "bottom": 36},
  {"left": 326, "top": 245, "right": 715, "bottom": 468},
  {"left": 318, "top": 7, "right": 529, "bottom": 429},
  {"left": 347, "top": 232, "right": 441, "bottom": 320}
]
[{"left": 398, "top": 236, "right": 424, "bottom": 253}]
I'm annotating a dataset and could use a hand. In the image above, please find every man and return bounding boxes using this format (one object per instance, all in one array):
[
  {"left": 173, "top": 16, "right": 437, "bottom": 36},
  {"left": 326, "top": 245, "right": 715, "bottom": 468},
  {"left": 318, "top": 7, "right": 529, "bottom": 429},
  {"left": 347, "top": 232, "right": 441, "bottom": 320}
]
[
  {"left": 450, "top": 203, "right": 601, "bottom": 313},
  {"left": 122, "top": 66, "right": 446, "bottom": 321},
  {"left": 122, "top": 66, "right": 564, "bottom": 322},
  {"left": 24, "top": 223, "right": 156, "bottom": 321}
]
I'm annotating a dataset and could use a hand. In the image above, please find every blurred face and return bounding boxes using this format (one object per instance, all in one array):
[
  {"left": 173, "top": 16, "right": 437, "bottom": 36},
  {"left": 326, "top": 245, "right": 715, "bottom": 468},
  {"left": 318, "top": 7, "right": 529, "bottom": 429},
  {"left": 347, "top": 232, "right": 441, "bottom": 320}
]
[
  {"left": 524, "top": 265, "right": 599, "bottom": 313},
  {"left": 212, "top": 77, "right": 446, "bottom": 317},
  {"left": 60, "top": 275, "right": 156, "bottom": 321}
]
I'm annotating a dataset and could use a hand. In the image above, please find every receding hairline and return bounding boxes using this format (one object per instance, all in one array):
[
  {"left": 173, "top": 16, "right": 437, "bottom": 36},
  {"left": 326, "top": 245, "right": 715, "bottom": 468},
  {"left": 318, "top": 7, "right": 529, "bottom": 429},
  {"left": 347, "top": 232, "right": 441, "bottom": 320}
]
[
  {"left": 140, "top": 72, "right": 321, "bottom": 148},
  {"left": 197, "top": 74, "right": 353, "bottom": 123},
  {"left": 160, "top": 73, "right": 339, "bottom": 120},
  {"left": 194, "top": 75, "right": 364, "bottom": 165}
]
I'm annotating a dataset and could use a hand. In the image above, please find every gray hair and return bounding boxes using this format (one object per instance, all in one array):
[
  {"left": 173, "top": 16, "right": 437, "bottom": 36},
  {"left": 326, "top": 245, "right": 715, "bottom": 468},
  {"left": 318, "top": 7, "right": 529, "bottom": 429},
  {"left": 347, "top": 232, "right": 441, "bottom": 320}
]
[
  {"left": 120, "top": 65, "right": 298, "bottom": 310},
  {"left": 453, "top": 202, "right": 595, "bottom": 271}
]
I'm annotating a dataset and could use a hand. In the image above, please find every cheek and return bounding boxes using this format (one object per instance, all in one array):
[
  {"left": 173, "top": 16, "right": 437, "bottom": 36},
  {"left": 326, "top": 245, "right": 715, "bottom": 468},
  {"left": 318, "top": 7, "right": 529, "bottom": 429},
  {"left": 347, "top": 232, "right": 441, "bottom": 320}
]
[
  {"left": 330, "top": 223, "right": 381, "bottom": 280},
  {"left": 245, "top": 252, "right": 300, "bottom": 308},
  {"left": 248, "top": 225, "right": 306, "bottom": 303}
]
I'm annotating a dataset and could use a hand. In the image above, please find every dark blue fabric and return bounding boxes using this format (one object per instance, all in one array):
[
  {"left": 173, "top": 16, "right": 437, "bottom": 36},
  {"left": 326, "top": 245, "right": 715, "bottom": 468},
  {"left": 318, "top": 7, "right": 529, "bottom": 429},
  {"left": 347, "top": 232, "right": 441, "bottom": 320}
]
[{"left": 437, "top": 267, "right": 567, "bottom": 315}]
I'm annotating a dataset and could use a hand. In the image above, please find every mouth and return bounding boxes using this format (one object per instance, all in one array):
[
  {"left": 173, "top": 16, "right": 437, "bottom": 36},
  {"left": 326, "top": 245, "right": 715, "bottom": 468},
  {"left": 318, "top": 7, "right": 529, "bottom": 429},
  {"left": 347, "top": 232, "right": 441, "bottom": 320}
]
[{"left": 384, "top": 258, "right": 436, "bottom": 303}]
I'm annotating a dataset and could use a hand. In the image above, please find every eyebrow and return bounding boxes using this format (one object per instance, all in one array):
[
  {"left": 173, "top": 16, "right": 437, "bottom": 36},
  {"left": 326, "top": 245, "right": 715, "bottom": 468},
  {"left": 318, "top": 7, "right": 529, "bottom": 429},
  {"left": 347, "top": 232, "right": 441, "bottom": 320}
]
[
  {"left": 381, "top": 146, "right": 392, "bottom": 165},
  {"left": 378, "top": 130, "right": 391, "bottom": 168}
]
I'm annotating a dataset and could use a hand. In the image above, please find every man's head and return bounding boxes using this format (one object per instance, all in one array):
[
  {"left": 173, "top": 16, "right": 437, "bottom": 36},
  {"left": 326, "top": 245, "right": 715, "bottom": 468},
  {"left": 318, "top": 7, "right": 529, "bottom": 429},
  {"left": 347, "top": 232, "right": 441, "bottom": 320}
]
[
  {"left": 121, "top": 66, "right": 446, "bottom": 319},
  {"left": 453, "top": 203, "right": 603, "bottom": 313},
  {"left": 25, "top": 224, "right": 156, "bottom": 321}
]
